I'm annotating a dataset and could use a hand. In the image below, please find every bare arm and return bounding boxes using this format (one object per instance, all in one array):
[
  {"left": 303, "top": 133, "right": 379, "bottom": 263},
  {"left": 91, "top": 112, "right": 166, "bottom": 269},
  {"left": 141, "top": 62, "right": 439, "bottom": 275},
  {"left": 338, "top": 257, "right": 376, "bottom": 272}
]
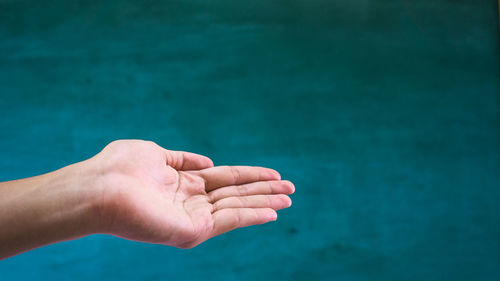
[
  {"left": 0, "top": 140, "right": 294, "bottom": 259},
  {"left": 0, "top": 161, "right": 102, "bottom": 258}
]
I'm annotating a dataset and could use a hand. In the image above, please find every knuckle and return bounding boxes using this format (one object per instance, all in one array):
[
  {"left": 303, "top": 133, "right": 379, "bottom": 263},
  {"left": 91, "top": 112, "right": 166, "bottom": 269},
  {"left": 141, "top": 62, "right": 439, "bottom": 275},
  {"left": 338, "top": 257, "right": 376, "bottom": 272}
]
[
  {"left": 267, "top": 182, "right": 274, "bottom": 194},
  {"left": 230, "top": 167, "right": 241, "bottom": 183},
  {"left": 212, "top": 201, "right": 221, "bottom": 212},
  {"left": 266, "top": 195, "right": 273, "bottom": 207},
  {"left": 238, "top": 185, "right": 249, "bottom": 196},
  {"left": 234, "top": 209, "right": 242, "bottom": 227},
  {"left": 237, "top": 197, "right": 246, "bottom": 207}
]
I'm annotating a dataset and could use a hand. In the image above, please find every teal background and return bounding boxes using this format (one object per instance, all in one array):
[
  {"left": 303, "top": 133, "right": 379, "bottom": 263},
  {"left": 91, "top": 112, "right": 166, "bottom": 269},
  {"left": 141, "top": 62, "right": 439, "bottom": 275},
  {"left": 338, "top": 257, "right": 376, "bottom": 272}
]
[{"left": 1, "top": 0, "right": 499, "bottom": 280}]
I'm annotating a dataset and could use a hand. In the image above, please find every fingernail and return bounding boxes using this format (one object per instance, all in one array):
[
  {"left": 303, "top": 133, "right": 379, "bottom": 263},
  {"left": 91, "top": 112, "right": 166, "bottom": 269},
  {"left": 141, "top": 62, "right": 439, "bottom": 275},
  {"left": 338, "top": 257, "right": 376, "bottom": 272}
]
[
  {"left": 270, "top": 212, "right": 278, "bottom": 221},
  {"left": 270, "top": 170, "right": 281, "bottom": 180}
]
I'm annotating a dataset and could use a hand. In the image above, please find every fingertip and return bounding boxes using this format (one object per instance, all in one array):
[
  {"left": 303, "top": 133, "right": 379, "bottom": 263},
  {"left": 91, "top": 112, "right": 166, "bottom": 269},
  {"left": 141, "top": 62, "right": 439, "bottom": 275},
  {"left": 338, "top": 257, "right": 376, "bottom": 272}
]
[
  {"left": 203, "top": 156, "right": 215, "bottom": 168},
  {"left": 269, "top": 210, "right": 278, "bottom": 221},
  {"left": 262, "top": 168, "right": 281, "bottom": 180},
  {"left": 273, "top": 170, "right": 281, "bottom": 180},
  {"left": 283, "top": 195, "right": 292, "bottom": 208},
  {"left": 282, "top": 180, "right": 295, "bottom": 194},
  {"left": 183, "top": 152, "right": 214, "bottom": 170},
  {"left": 258, "top": 208, "right": 277, "bottom": 222},
  {"left": 271, "top": 195, "right": 292, "bottom": 210}
]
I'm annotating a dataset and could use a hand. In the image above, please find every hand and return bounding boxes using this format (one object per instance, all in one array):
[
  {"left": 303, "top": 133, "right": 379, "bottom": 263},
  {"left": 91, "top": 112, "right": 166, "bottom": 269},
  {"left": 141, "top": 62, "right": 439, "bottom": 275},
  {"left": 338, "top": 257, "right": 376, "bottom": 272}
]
[{"left": 90, "top": 140, "right": 294, "bottom": 248}]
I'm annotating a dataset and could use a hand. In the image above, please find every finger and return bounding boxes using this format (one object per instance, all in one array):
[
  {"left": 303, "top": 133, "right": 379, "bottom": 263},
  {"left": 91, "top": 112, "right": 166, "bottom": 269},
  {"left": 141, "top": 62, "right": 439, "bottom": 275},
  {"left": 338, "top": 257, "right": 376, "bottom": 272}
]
[
  {"left": 212, "top": 194, "right": 292, "bottom": 211},
  {"left": 197, "top": 166, "right": 281, "bottom": 191},
  {"left": 210, "top": 208, "right": 277, "bottom": 238},
  {"left": 208, "top": 180, "right": 295, "bottom": 202},
  {"left": 165, "top": 150, "right": 214, "bottom": 170}
]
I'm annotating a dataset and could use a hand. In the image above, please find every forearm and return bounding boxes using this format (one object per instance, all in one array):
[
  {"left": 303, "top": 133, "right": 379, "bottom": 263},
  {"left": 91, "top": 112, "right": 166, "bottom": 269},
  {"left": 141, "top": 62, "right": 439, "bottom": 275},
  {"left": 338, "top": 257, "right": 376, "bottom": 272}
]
[{"left": 0, "top": 161, "right": 101, "bottom": 259}]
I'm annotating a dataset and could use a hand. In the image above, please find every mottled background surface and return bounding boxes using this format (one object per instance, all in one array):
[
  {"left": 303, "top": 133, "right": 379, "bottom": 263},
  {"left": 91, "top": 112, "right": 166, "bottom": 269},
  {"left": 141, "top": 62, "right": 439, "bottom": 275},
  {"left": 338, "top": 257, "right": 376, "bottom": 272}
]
[{"left": 0, "top": 0, "right": 499, "bottom": 280}]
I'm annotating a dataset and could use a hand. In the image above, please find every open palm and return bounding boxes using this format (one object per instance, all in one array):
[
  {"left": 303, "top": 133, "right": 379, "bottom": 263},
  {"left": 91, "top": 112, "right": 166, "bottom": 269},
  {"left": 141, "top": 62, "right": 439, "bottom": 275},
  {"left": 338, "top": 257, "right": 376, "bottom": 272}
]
[{"left": 92, "top": 140, "right": 294, "bottom": 248}]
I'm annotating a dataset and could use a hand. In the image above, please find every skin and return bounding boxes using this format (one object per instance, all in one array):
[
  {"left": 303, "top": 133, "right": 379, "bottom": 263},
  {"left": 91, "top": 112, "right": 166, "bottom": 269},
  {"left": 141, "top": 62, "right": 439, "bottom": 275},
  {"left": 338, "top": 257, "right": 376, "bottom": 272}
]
[{"left": 0, "top": 140, "right": 294, "bottom": 259}]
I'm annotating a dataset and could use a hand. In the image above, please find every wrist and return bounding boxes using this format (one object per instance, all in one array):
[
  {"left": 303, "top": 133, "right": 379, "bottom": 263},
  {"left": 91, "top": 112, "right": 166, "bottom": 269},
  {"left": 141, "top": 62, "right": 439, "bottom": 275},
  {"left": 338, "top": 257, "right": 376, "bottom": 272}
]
[{"left": 58, "top": 159, "right": 107, "bottom": 236}]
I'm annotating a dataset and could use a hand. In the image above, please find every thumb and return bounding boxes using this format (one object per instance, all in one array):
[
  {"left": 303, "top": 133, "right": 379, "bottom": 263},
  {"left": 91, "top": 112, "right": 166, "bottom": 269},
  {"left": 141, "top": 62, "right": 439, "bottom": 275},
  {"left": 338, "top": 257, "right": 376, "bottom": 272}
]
[{"left": 165, "top": 150, "right": 214, "bottom": 171}]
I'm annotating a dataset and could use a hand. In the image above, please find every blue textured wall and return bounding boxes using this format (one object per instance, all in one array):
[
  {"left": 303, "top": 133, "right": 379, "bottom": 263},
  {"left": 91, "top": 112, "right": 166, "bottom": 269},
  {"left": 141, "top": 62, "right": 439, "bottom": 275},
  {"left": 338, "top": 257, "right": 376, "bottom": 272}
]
[{"left": 1, "top": 1, "right": 499, "bottom": 280}]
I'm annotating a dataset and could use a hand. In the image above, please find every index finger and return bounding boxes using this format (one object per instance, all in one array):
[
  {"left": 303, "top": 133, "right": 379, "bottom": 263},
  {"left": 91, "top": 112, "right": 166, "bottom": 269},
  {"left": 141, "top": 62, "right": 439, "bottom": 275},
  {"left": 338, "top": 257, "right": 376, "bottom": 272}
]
[{"left": 196, "top": 166, "right": 281, "bottom": 192}]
